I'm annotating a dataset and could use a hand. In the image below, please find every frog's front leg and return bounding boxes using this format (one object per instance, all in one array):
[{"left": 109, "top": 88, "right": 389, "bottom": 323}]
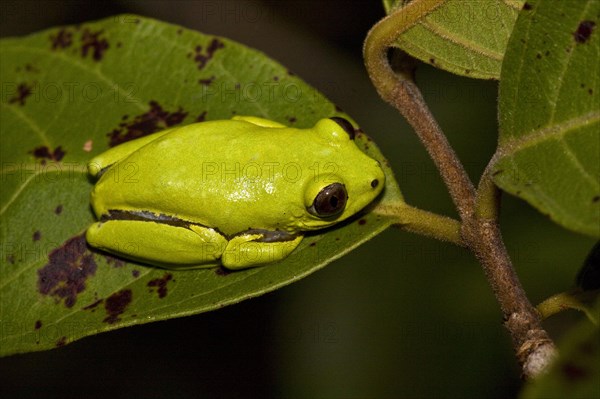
[
  {"left": 86, "top": 220, "right": 227, "bottom": 269},
  {"left": 221, "top": 230, "right": 303, "bottom": 269}
]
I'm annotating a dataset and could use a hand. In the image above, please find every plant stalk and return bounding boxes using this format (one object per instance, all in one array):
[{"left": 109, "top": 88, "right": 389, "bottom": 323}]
[{"left": 364, "top": 1, "right": 556, "bottom": 378}]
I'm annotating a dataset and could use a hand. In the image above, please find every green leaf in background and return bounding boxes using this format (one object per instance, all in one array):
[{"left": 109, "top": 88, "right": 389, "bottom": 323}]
[
  {"left": 383, "top": 0, "right": 524, "bottom": 79},
  {"left": 493, "top": 0, "right": 600, "bottom": 237},
  {"left": 521, "top": 299, "right": 600, "bottom": 399},
  {"left": 0, "top": 15, "right": 402, "bottom": 356}
]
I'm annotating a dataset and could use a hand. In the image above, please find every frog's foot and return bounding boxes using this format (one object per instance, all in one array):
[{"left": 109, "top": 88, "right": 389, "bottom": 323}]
[
  {"left": 221, "top": 229, "right": 303, "bottom": 270},
  {"left": 86, "top": 221, "right": 227, "bottom": 269}
]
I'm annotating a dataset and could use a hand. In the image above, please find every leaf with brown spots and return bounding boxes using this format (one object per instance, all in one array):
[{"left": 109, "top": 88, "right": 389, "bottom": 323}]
[
  {"left": 103, "top": 289, "right": 133, "bottom": 324},
  {"left": 37, "top": 235, "right": 97, "bottom": 308},
  {"left": 494, "top": 0, "right": 600, "bottom": 237},
  {"left": 0, "top": 14, "right": 401, "bottom": 357},
  {"left": 107, "top": 100, "right": 188, "bottom": 147}
]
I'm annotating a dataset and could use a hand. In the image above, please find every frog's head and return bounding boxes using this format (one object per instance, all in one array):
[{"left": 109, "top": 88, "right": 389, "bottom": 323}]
[{"left": 299, "top": 117, "right": 385, "bottom": 229}]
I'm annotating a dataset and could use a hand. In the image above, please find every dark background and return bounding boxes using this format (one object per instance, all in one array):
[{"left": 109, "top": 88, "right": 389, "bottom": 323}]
[{"left": 1, "top": 1, "right": 594, "bottom": 398}]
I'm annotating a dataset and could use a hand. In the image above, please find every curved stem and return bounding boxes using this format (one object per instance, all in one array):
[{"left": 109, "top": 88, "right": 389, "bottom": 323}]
[
  {"left": 537, "top": 291, "right": 580, "bottom": 319},
  {"left": 364, "top": 0, "right": 445, "bottom": 99},
  {"left": 364, "top": 1, "right": 476, "bottom": 221},
  {"left": 375, "top": 203, "right": 464, "bottom": 246},
  {"left": 537, "top": 289, "right": 600, "bottom": 324},
  {"left": 364, "top": 0, "right": 556, "bottom": 378}
]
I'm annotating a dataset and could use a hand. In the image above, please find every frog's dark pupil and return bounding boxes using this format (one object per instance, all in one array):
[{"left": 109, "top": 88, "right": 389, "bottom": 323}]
[{"left": 309, "top": 183, "right": 347, "bottom": 218}]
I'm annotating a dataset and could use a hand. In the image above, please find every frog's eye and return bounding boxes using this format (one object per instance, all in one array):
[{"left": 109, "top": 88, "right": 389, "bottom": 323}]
[
  {"left": 308, "top": 183, "right": 348, "bottom": 218},
  {"left": 329, "top": 117, "right": 355, "bottom": 140}
]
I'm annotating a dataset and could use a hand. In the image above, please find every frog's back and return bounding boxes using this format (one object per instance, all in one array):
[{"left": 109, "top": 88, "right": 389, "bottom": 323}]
[{"left": 91, "top": 120, "right": 321, "bottom": 234}]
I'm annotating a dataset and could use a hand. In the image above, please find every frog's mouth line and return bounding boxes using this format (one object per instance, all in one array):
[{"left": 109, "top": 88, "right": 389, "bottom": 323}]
[{"left": 101, "top": 210, "right": 299, "bottom": 242}]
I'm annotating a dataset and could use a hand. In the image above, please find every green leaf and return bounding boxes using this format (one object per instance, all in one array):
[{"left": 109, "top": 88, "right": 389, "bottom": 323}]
[
  {"left": 384, "top": 0, "right": 524, "bottom": 79},
  {"left": 493, "top": 0, "right": 600, "bottom": 237},
  {"left": 521, "top": 299, "right": 600, "bottom": 399},
  {"left": 0, "top": 15, "right": 403, "bottom": 356}
]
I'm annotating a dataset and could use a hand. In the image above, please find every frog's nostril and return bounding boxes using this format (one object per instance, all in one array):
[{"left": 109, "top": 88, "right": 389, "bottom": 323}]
[{"left": 371, "top": 179, "right": 379, "bottom": 189}]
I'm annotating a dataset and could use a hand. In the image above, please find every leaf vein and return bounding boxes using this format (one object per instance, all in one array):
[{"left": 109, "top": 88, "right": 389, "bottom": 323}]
[{"left": 498, "top": 111, "right": 600, "bottom": 157}]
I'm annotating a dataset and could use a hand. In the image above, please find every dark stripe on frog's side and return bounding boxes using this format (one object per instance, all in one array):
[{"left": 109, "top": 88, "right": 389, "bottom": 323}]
[
  {"left": 102, "top": 210, "right": 299, "bottom": 242},
  {"left": 102, "top": 209, "right": 219, "bottom": 232},
  {"left": 232, "top": 229, "right": 299, "bottom": 243},
  {"left": 95, "top": 164, "right": 113, "bottom": 179}
]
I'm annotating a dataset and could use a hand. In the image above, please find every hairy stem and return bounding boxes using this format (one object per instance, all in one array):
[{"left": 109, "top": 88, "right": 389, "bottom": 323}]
[
  {"left": 364, "top": 0, "right": 556, "bottom": 378},
  {"left": 462, "top": 216, "right": 556, "bottom": 378},
  {"left": 537, "top": 289, "right": 600, "bottom": 324},
  {"left": 376, "top": 203, "right": 464, "bottom": 246},
  {"left": 364, "top": 0, "right": 475, "bottom": 221},
  {"left": 476, "top": 160, "right": 502, "bottom": 220}
]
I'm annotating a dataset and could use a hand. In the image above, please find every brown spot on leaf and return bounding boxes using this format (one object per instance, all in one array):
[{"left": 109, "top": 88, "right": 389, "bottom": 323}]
[
  {"left": 30, "top": 145, "right": 65, "bottom": 163},
  {"left": 593, "top": 195, "right": 600, "bottom": 203},
  {"left": 523, "top": 2, "right": 532, "bottom": 10},
  {"left": 215, "top": 266, "right": 231, "bottom": 276},
  {"left": 574, "top": 21, "right": 596, "bottom": 44},
  {"left": 193, "top": 38, "right": 225, "bottom": 70},
  {"left": 34, "top": 320, "right": 42, "bottom": 330},
  {"left": 107, "top": 101, "right": 188, "bottom": 146},
  {"left": 8, "top": 83, "right": 33, "bottom": 106},
  {"left": 132, "top": 269, "right": 140, "bottom": 278},
  {"left": 37, "top": 234, "right": 97, "bottom": 308},
  {"left": 56, "top": 336, "right": 67, "bottom": 347},
  {"left": 81, "top": 28, "right": 109, "bottom": 61},
  {"left": 147, "top": 273, "right": 173, "bottom": 299},
  {"left": 50, "top": 28, "right": 73, "bottom": 49},
  {"left": 288, "top": 116, "right": 296, "bottom": 123},
  {"left": 24, "top": 63, "right": 40, "bottom": 73},
  {"left": 55, "top": 205, "right": 63, "bottom": 215},
  {"left": 83, "top": 299, "right": 103, "bottom": 311},
  {"left": 562, "top": 362, "right": 588, "bottom": 381},
  {"left": 198, "top": 76, "right": 215, "bottom": 86},
  {"left": 104, "top": 254, "right": 126, "bottom": 268},
  {"left": 309, "top": 242, "right": 316, "bottom": 247},
  {"left": 196, "top": 111, "right": 207, "bottom": 122},
  {"left": 33, "top": 231, "right": 41, "bottom": 241},
  {"left": 103, "top": 289, "right": 133, "bottom": 324},
  {"left": 358, "top": 219, "right": 367, "bottom": 225}
]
